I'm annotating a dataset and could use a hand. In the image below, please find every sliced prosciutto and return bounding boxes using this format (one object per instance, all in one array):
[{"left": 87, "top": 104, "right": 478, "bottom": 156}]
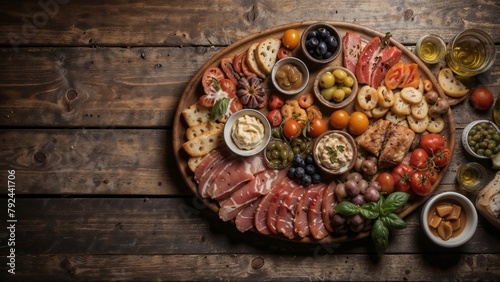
[
  {"left": 266, "top": 181, "right": 299, "bottom": 234},
  {"left": 343, "top": 32, "right": 362, "bottom": 74},
  {"left": 254, "top": 178, "right": 293, "bottom": 235},
  {"left": 370, "top": 46, "right": 402, "bottom": 88},
  {"left": 196, "top": 149, "right": 236, "bottom": 198},
  {"left": 355, "top": 36, "right": 381, "bottom": 85},
  {"left": 235, "top": 200, "right": 259, "bottom": 233},
  {"left": 321, "top": 182, "right": 337, "bottom": 233},
  {"left": 207, "top": 154, "right": 267, "bottom": 201},
  {"left": 276, "top": 187, "right": 306, "bottom": 239},
  {"left": 218, "top": 168, "right": 287, "bottom": 222},
  {"left": 294, "top": 183, "right": 324, "bottom": 238},
  {"left": 308, "top": 184, "right": 329, "bottom": 240}
]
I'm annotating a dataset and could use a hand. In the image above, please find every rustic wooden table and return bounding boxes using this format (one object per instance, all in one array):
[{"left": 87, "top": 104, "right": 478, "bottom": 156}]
[{"left": 0, "top": 0, "right": 499, "bottom": 281}]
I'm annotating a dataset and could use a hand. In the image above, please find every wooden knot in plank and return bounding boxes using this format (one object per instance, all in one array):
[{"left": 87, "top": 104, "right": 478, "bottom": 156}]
[
  {"left": 66, "top": 90, "right": 78, "bottom": 100},
  {"left": 251, "top": 256, "right": 264, "bottom": 269},
  {"left": 34, "top": 152, "right": 47, "bottom": 163}
]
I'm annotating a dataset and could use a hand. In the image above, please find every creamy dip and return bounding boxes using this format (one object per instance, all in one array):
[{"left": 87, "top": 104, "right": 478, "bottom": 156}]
[
  {"left": 316, "top": 132, "right": 354, "bottom": 173},
  {"left": 231, "top": 115, "right": 265, "bottom": 150}
]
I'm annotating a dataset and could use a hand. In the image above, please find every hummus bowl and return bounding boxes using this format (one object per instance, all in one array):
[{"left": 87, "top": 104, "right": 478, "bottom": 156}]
[
  {"left": 223, "top": 109, "right": 272, "bottom": 157},
  {"left": 312, "top": 130, "right": 358, "bottom": 175}
]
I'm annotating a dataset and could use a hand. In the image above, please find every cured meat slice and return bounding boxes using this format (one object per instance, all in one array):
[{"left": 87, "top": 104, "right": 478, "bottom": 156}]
[
  {"left": 218, "top": 168, "right": 287, "bottom": 222},
  {"left": 321, "top": 182, "right": 337, "bottom": 233},
  {"left": 254, "top": 178, "right": 293, "bottom": 235},
  {"left": 309, "top": 183, "right": 329, "bottom": 240},
  {"left": 196, "top": 148, "right": 234, "bottom": 198},
  {"left": 267, "top": 181, "right": 299, "bottom": 234},
  {"left": 276, "top": 187, "right": 306, "bottom": 239},
  {"left": 355, "top": 37, "right": 381, "bottom": 85},
  {"left": 370, "top": 46, "right": 402, "bottom": 88},
  {"left": 294, "top": 183, "right": 324, "bottom": 238},
  {"left": 208, "top": 154, "right": 267, "bottom": 201},
  {"left": 235, "top": 199, "right": 259, "bottom": 233},
  {"left": 343, "top": 32, "right": 362, "bottom": 74}
]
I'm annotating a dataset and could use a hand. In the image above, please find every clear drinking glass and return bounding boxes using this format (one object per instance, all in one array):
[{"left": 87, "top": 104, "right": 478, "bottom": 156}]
[
  {"left": 445, "top": 29, "right": 496, "bottom": 77},
  {"left": 456, "top": 162, "right": 487, "bottom": 192},
  {"left": 416, "top": 34, "right": 447, "bottom": 64}
]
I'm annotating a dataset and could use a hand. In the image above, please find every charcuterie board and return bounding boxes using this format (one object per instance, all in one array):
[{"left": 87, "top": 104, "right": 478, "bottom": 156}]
[{"left": 172, "top": 21, "right": 455, "bottom": 243}]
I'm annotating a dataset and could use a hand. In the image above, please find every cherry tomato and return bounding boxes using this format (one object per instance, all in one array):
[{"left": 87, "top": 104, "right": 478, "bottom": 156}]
[
  {"left": 267, "top": 109, "right": 283, "bottom": 127},
  {"left": 268, "top": 93, "right": 285, "bottom": 110},
  {"left": 329, "top": 110, "right": 350, "bottom": 129},
  {"left": 419, "top": 133, "right": 445, "bottom": 155},
  {"left": 307, "top": 118, "right": 327, "bottom": 138},
  {"left": 423, "top": 167, "right": 439, "bottom": 184},
  {"left": 348, "top": 111, "right": 369, "bottom": 135},
  {"left": 277, "top": 47, "right": 293, "bottom": 60},
  {"left": 375, "top": 172, "right": 395, "bottom": 195},
  {"left": 470, "top": 87, "right": 494, "bottom": 110},
  {"left": 410, "top": 148, "right": 430, "bottom": 169},
  {"left": 201, "top": 67, "right": 225, "bottom": 90},
  {"left": 433, "top": 146, "right": 451, "bottom": 168},
  {"left": 282, "top": 29, "right": 300, "bottom": 50},
  {"left": 391, "top": 164, "right": 414, "bottom": 193},
  {"left": 410, "top": 171, "right": 432, "bottom": 196},
  {"left": 283, "top": 119, "right": 302, "bottom": 140}
]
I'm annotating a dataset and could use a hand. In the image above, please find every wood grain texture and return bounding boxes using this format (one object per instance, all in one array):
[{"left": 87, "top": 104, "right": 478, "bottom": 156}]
[
  {"left": 1, "top": 253, "right": 499, "bottom": 281},
  {"left": 0, "top": 0, "right": 499, "bottom": 47},
  {"left": 0, "top": 129, "right": 189, "bottom": 195}
]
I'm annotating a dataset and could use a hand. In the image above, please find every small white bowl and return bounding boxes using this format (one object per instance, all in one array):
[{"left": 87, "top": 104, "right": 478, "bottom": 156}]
[
  {"left": 462, "top": 120, "right": 500, "bottom": 159},
  {"left": 421, "top": 192, "right": 478, "bottom": 248},
  {"left": 271, "top": 57, "right": 309, "bottom": 96},
  {"left": 223, "top": 109, "right": 271, "bottom": 157}
]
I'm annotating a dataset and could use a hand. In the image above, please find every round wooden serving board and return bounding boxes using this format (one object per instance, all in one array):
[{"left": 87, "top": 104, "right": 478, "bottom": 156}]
[{"left": 173, "top": 21, "right": 456, "bottom": 243}]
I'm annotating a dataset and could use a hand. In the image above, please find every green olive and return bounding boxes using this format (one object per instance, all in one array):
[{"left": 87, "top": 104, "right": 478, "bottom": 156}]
[
  {"left": 343, "top": 76, "right": 354, "bottom": 88},
  {"left": 332, "top": 89, "right": 346, "bottom": 102},
  {"left": 332, "top": 69, "right": 347, "bottom": 82},
  {"left": 320, "top": 71, "right": 335, "bottom": 89}
]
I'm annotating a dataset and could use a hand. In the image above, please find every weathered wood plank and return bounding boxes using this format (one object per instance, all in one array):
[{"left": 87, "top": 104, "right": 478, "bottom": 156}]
[
  {"left": 0, "top": 46, "right": 498, "bottom": 127},
  {"left": 0, "top": 128, "right": 497, "bottom": 195},
  {"left": 0, "top": 0, "right": 498, "bottom": 47},
  {"left": 0, "top": 129, "right": 190, "bottom": 195},
  {"left": 1, "top": 253, "right": 498, "bottom": 281},
  {"left": 1, "top": 198, "right": 498, "bottom": 256}
]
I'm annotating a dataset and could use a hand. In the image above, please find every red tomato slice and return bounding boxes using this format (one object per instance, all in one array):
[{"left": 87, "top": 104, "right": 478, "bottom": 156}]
[
  {"left": 219, "top": 78, "right": 237, "bottom": 96},
  {"left": 199, "top": 78, "right": 234, "bottom": 108},
  {"left": 385, "top": 62, "right": 409, "bottom": 90},
  {"left": 277, "top": 47, "right": 293, "bottom": 60},
  {"left": 402, "top": 63, "right": 420, "bottom": 88},
  {"left": 201, "top": 67, "right": 225, "bottom": 90}
]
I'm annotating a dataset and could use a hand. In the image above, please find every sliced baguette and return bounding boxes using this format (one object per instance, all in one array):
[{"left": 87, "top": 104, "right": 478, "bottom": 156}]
[
  {"left": 182, "top": 128, "right": 223, "bottom": 157},
  {"left": 438, "top": 68, "right": 469, "bottom": 98},
  {"left": 256, "top": 38, "right": 281, "bottom": 75},
  {"left": 182, "top": 102, "right": 211, "bottom": 127},
  {"left": 186, "top": 121, "right": 224, "bottom": 141},
  {"left": 476, "top": 171, "right": 500, "bottom": 229},
  {"left": 246, "top": 42, "right": 267, "bottom": 79}
]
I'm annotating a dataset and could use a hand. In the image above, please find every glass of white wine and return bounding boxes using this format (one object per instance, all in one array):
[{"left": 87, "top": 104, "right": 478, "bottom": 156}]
[
  {"left": 416, "top": 34, "right": 446, "bottom": 64},
  {"left": 445, "top": 29, "right": 496, "bottom": 77}
]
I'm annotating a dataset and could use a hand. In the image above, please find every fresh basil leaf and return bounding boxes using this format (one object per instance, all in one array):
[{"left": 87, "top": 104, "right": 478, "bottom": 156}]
[
  {"left": 209, "top": 98, "right": 229, "bottom": 122},
  {"left": 333, "top": 201, "right": 360, "bottom": 216},
  {"left": 380, "top": 213, "right": 407, "bottom": 230},
  {"left": 211, "top": 77, "right": 221, "bottom": 91},
  {"left": 371, "top": 218, "right": 389, "bottom": 256},
  {"left": 380, "top": 192, "right": 409, "bottom": 216},
  {"left": 359, "top": 202, "right": 379, "bottom": 219}
]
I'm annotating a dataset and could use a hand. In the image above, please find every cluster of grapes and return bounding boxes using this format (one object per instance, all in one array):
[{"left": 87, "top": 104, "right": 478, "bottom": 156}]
[{"left": 287, "top": 154, "right": 322, "bottom": 186}]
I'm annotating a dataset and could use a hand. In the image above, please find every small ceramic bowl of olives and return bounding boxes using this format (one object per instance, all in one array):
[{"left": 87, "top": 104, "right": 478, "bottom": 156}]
[
  {"left": 313, "top": 66, "right": 358, "bottom": 109},
  {"left": 462, "top": 120, "right": 500, "bottom": 159},
  {"left": 271, "top": 57, "right": 309, "bottom": 96},
  {"left": 300, "top": 22, "right": 342, "bottom": 65},
  {"left": 264, "top": 138, "right": 294, "bottom": 169}
]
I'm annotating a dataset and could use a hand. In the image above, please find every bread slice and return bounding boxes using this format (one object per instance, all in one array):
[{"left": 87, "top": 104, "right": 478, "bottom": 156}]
[
  {"left": 182, "top": 102, "right": 211, "bottom": 127},
  {"left": 476, "top": 171, "right": 500, "bottom": 229},
  {"left": 186, "top": 121, "right": 224, "bottom": 141},
  {"left": 246, "top": 42, "right": 267, "bottom": 79},
  {"left": 182, "top": 128, "right": 223, "bottom": 157},
  {"left": 438, "top": 68, "right": 469, "bottom": 98},
  {"left": 355, "top": 119, "right": 390, "bottom": 156},
  {"left": 256, "top": 38, "right": 281, "bottom": 75}
]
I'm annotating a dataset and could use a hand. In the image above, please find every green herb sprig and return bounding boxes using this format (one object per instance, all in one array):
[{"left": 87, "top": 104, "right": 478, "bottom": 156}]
[
  {"left": 326, "top": 145, "right": 345, "bottom": 164},
  {"left": 334, "top": 191, "right": 410, "bottom": 255}
]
